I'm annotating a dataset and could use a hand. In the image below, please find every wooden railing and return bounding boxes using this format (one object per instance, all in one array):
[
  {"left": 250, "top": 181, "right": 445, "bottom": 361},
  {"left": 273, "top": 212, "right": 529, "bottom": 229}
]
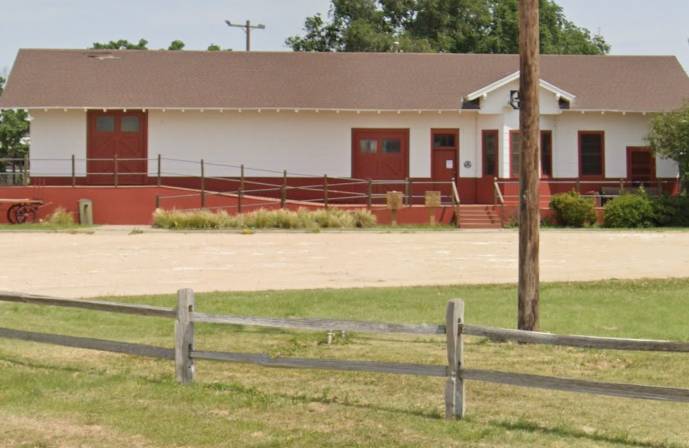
[{"left": 1, "top": 290, "right": 688, "bottom": 420}]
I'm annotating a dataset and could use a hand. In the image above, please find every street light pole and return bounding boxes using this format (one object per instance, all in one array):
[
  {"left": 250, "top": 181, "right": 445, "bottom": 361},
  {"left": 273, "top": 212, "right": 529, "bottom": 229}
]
[{"left": 225, "top": 19, "right": 266, "bottom": 52}]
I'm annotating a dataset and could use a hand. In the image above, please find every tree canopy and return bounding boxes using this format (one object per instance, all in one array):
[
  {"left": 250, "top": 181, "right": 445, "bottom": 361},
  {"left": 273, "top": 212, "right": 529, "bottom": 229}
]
[
  {"left": 648, "top": 103, "right": 689, "bottom": 193},
  {"left": 90, "top": 39, "right": 230, "bottom": 52},
  {"left": 91, "top": 39, "right": 149, "bottom": 50},
  {"left": 168, "top": 40, "right": 186, "bottom": 51},
  {"left": 287, "top": 0, "right": 610, "bottom": 54},
  {"left": 0, "top": 76, "right": 30, "bottom": 173}
]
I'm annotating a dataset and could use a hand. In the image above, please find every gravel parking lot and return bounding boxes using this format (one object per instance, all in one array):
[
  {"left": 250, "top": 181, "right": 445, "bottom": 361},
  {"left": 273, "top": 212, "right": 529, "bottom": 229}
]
[{"left": 2, "top": 228, "right": 688, "bottom": 298}]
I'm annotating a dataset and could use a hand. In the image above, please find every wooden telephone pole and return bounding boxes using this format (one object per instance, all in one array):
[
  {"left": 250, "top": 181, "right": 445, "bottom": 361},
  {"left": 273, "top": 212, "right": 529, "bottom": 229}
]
[
  {"left": 225, "top": 20, "right": 266, "bottom": 52},
  {"left": 518, "top": 0, "right": 540, "bottom": 331}
]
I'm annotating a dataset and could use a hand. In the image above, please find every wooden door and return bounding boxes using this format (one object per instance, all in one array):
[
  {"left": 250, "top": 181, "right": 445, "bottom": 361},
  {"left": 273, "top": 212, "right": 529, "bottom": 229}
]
[
  {"left": 477, "top": 129, "right": 499, "bottom": 204},
  {"left": 627, "top": 147, "right": 655, "bottom": 185},
  {"left": 352, "top": 129, "right": 409, "bottom": 180},
  {"left": 431, "top": 130, "right": 459, "bottom": 181},
  {"left": 87, "top": 110, "right": 147, "bottom": 185},
  {"left": 431, "top": 129, "right": 459, "bottom": 201}
]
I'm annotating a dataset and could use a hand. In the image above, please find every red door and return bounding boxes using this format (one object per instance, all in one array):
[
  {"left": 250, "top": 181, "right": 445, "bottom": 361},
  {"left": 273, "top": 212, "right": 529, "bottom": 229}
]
[
  {"left": 627, "top": 147, "right": 655, "bottom": 185},
  {"left": 431, "top": 129, "right": 459, "bottom": 201},
  {"left": 352, "top": 129, "right": 409, "bottom": 180},
  {"left": 87, "top": 110, "right": 148, "bottom": 185}
]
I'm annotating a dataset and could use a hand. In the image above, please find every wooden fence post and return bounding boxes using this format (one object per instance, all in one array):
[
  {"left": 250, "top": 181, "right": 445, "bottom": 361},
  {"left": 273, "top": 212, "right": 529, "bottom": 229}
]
[
  {"left": 281, "top": 170, "right": 287, "bottom": 209},
  {"left": 238, "top": 164, "right": 245, "bottom": 213},
  {"left": 445, "top": 299, "right": 465, "bottom": 419},
  {"left": 23, "top": 153, "right": 29, "bottom": 185},
  {"left": 71, "top": 154, "right": 76, "bottom": 187},
  {"left": 175, "top": 288, "right": 195, "bottom": 384},
  {"left": 367, "top": 179, "right": 373, "bottom": 209},
  {"left": 157, "top": 154, "right": 162, "bottom": 187},
  {"left": 323, "top": 174, "right": 329, "bottom": 208},
  {"left": 113, "top": 154, "right": 119, "bottom": 187},
  {"left": 155, "top": 195, "right": 161, "bottom": 209},
  {"left": 405, "top": 177, "right": 412, "bottom": 206},
  {"left": 200, "top": 159, "right": 206, "bottom": 208}
]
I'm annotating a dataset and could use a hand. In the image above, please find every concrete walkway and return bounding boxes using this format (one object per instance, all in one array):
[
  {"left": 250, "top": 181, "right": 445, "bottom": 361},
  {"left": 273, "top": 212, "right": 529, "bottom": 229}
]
[{"left": 2, "top": 228, "right": 688, "bottom": 298}]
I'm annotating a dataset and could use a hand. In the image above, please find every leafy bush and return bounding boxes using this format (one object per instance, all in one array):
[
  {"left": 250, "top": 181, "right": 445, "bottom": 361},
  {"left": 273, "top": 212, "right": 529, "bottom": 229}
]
[
  {"left": 651, "top": 195, "right": 689, "bottom": 227},
  {"left": 43, "top": 207, "right": 76, "bottom": 226},
  {"left": 603, "top": 193, "right": 655, "bottom": 228},
  {"left": 549, "top": 191, "right": 596, "bottom": 227},
  {"left": 153, "top": 208, "right": 377, "bottom": 230}
]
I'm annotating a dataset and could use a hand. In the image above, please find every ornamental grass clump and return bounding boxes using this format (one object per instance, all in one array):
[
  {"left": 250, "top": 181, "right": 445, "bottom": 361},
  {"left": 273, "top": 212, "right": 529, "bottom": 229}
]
[
  {"left": 152, "top": 208, "right": 377, "bottom": 230},
  {"left": 43, "top": 207, "right": 76, "bottom": 226}
]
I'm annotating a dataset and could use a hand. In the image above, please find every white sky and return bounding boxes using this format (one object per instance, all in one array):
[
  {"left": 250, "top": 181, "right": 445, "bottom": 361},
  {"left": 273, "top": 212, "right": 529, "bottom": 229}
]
[{"left": 1, "top": 0, "right": 688, "bottom": 76}]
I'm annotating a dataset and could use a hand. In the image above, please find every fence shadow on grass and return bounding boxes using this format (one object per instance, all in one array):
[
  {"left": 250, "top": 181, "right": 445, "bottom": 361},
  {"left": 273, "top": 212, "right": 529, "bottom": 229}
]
[
  {"left": 492, "top": 419, "right": 682, "bottom": 448},
  {"left": 201, "top": 378, "right": 444, "bottom": 420}
]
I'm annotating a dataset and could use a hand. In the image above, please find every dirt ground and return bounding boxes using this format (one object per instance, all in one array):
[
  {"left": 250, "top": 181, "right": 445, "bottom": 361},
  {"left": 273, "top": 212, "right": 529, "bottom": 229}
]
[{"left": 2, "top": 228, "right": 689, "bottom": 298}]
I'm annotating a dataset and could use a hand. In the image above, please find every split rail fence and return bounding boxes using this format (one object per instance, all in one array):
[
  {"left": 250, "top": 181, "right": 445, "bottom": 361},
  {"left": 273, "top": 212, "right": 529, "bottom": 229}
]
[{"left": 1, "top": 290, "right": 689, "bottom": 419}]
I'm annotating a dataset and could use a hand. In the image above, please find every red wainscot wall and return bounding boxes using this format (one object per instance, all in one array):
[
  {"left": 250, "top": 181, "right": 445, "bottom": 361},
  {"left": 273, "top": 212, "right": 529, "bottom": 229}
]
[
  {"left": 0, "top": 186, "right": 458, "bottom": 226},
  {"left": 0, "top": 186, "right": 257, "bottom": 225}
]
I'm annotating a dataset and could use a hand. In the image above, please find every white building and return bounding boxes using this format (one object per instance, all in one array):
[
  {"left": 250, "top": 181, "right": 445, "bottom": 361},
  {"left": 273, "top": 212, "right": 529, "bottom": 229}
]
[{"left": 1, "top": 49, "right": 687, "bottom": 204}]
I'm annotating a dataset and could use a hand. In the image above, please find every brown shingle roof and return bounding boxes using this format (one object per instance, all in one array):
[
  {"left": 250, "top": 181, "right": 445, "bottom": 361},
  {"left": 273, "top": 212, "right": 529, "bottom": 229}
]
[{"left": 1, "top": 49, "right": 688, "bottom": 112}]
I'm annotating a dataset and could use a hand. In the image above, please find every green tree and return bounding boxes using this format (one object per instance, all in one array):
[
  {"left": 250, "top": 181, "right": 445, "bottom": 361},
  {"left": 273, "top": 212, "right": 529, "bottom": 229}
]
[
  {"left": 207, "top": 44, "right": 222, "bottom": 51},
  {"left": 648, "top": 102, "right": 689, "bottom": 194},
  {"left": 91, "top": 38, "right": 149, "bottom": 50},
  {"left": 0, "top": 76, "right": 30, "bottom": 183},
  {"left": 287, "top": 0, "right": 610, "bottom": 54},
  {"left": 168, "top": 40, "right": 186, "bottom": 51}
]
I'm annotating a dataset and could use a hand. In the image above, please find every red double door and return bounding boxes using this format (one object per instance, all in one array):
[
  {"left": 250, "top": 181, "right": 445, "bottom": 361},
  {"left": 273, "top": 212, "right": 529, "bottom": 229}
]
[
  {"left": 87, "top": 110, "right": 148, "bottom": 185},
  {"left": 352, "top": 129, "right": 409, "bottom": 181}
]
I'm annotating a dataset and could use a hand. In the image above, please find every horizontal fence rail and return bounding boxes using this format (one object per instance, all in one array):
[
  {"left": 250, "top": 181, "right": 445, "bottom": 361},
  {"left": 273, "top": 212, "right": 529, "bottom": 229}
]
[
  {"left": 462, "top": 324, "right": 689, "bottom": 353},
  {"left": 0, "top": 327, "right": 174, "bottom": 360},
  {"left": 462, "top": 369, "right": 689, "bottom": 403},
  {"left": 1, "top": 290, "right": 688, "bottom": 420},
  {"left": 192, "top": 311, "right": 445, "bottom": 335},
  {"left": 2, "top": 155, "right": 462, "bottom": 214},
  {"left": 0, "top": 291, "right": 176, "bottom": 318}
]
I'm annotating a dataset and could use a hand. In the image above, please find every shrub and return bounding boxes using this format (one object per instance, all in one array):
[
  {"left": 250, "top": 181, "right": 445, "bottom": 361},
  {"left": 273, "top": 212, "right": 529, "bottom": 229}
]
[
  {"left": 603, "top": 193, "right": 655, "bottom": 228},
  {"left": 651, "top": 195, "right": 689, "bottom": 227},
  {"left": 153, "top": 208, "right": 377, "bottom": 230},
  {"left": 43, "top": 207, "right": 76, "bottom": 226},
  {"left": 549, "top": 191, "right": 596, "bottom": 227}
]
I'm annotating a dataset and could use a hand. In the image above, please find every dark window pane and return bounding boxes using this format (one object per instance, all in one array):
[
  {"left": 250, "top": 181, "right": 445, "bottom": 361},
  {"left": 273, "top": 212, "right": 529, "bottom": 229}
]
[
  {"left": 122, "top": 116, "right": 140, "bottom": 133},
  {"left": 580, "top": 133, "right": 603, "bottom": 176},
  {"left": 482, "top": 132, "right": 498, "bottom": 176},
  {"left": 383, "top": 139, "right": 401, "bottom": 153},
  {"left": 510, "top": 132, "right": 521, "bottom": 178},
  {"left": 433, "top": 133, "right": 456, "bottom": 149},
  {"left": 96, "top": 116, "right": 114, "bottom": 132},
  {"left": 359, "top": 139, "right": 377, "bottom": 154},
  {"left": 541, "top": 131, "right": 552, "bottom": 176}
]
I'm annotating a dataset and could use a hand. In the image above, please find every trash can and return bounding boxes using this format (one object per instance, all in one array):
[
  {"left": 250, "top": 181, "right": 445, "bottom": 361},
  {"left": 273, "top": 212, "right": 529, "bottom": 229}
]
[{"left": 78, "top": 199, "right": 93, "bottom": 225}]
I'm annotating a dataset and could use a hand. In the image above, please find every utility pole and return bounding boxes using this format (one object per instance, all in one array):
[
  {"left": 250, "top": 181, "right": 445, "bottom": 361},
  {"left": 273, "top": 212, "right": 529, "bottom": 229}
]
[
  {"left": 518, "top": 0, "right": 540, "bottom": 331},
  {"left": 225, "top": 20, "right": 265, "bottom": 52}
]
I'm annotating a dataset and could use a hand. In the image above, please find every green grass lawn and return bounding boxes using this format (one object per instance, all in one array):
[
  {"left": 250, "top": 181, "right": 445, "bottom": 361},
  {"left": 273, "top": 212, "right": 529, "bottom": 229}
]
[
  {"left": 0, "top": 223, "right": 94, "bottom": 232},
  {"left": 1, "top": 279, "right": 689, "bottom": 447}
]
